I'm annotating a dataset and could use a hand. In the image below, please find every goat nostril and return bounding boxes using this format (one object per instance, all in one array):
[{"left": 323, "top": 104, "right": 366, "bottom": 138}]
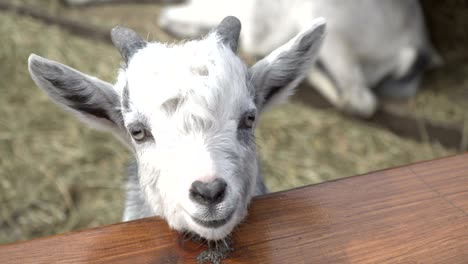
[
  {"left": 190, "top": 178, "right": 227, "bottom": 205},
  {"left": 212, "top": 186, "right": 225, "bottom": 202}
]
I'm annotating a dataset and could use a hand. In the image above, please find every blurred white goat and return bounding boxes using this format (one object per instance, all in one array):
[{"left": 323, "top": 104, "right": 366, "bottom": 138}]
[{"left": 160, "top": 0, "right": 441, "bottom": 117}]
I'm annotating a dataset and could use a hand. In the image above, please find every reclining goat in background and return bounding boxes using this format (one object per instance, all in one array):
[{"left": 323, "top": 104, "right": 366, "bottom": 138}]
[
  {"left": 160, "top": 0, "right": 441, "bottom": 117},
  {"left": 28, "top": 16, "right": 325, "bottom": 263}
]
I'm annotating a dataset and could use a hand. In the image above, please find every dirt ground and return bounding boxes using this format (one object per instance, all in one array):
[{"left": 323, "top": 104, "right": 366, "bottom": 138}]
[{"left": 0, "top": 0, "right": 465, "bottom": 244}]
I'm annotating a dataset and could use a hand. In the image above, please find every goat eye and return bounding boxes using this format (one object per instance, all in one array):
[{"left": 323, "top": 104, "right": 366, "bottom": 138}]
[
  {"left": 240, "top": 112, "right": 256, "bottom": 129},
  {"left": 131, "top": 128, "right": 145, "bottom": 141},
  {"left": 129, "top": 124, "right": 151, "bottom": 142}
]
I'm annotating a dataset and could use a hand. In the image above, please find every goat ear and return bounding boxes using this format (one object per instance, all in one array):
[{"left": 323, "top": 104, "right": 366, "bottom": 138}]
[
  {"left": 249, "top": 18, "right": 326, "bottom": 110},
  {"left": 28, "top": 54, "right": 125, "bottom": 136}
]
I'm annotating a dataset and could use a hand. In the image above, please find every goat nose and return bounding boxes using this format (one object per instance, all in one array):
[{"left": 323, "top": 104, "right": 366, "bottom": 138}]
[{"left": 190, "top": 178, "right": 227, "bottom": 206}]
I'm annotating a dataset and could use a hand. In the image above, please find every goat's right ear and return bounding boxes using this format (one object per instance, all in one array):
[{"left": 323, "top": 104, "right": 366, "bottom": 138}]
[
  {"left": 28, "top": 54, "right": 125, "bottom": 136},
  {"left": 249, "top": 18, "right": 325, "bottom": 111}
]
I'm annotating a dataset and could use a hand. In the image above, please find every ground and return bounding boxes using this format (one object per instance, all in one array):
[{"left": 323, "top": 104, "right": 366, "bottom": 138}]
[{"left": 0, "top": 0, "right": 465, "bottom": 244}]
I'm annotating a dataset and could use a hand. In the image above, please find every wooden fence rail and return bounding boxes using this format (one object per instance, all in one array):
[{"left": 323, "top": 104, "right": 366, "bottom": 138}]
[{"left": 1, "top": 154, "right": 467, "bottom": 263}]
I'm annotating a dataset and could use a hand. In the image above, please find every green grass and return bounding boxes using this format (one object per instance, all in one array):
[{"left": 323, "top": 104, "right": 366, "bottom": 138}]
[{"left": 0, "top": 3, "right": 457, "bottom": 244}]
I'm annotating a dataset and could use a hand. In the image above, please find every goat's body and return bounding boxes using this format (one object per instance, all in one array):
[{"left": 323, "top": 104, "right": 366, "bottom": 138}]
[{"left": 160, "top": 0, "right": 440, "bottom": 117}]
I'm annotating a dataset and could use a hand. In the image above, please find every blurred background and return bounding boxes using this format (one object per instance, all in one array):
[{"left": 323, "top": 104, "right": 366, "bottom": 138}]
[{"left": 0, "top": 0, "right": 467, "bottom": 244}]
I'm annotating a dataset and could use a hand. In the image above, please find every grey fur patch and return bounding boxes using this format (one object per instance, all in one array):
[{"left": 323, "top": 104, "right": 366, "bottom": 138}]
[
  {"left": 122, "top": 84, "right": 130, "bottom": 111},
  {"left": 111, "top": 26, "right": 147, "bottom": 63},
  {"left": 190, "top": 65, "right": 209, "bottom": 76},
  {"left": 161, "top": 97, "right": 183, "bottom": 115},
  {"left": 214, "top": 16, "right": 241, "bottom": 53},
  {"left": 122, "top": 161, "right": 154, "bottom": 221},
  {"left": 236, "top": 129, "right": 255, "bottom": 146}
]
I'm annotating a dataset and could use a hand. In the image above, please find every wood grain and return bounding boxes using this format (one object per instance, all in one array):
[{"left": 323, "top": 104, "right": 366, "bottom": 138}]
[{"left": 1, "top": 154, "right": 467, "bottom": 263}]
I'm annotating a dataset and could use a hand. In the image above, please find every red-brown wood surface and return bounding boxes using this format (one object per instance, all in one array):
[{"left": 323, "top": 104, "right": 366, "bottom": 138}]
[{"left": 1, "top": 154, "right": 467, "bottom": 263}]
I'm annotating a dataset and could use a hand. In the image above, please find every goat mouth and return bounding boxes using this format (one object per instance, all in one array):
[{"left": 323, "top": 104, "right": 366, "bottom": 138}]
[{"left": 191, "top": 211, "right": 234, "bottom": 229}]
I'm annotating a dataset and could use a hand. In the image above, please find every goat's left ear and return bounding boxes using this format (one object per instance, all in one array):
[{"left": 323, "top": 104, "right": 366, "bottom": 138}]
[
  {"left": 249, "top": 18, "right": 326, "bottom": 110},
  {"left": 28, "top": 54, "right": 124, "bottom": 136}
]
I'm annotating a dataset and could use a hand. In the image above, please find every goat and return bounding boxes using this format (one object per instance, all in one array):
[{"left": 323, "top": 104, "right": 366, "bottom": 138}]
[
  {"left": 28, "top": 16, "right": 326, "bottom": 263},
  {"left": 160, "top": 0, "right": 441, "bottom": 117}
]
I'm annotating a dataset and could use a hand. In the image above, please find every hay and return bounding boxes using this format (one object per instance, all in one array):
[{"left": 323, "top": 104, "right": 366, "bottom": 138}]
[{"left": 258, "top": 103, "right": 453, "bottom": 192}]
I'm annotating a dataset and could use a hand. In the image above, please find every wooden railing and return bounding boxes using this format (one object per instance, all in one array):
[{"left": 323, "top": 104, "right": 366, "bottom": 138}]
[{"left": 1, "top": 154, "right": 467, "bottom": 263}]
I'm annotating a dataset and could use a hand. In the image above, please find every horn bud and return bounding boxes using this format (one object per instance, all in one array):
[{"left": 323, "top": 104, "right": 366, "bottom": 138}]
[
  {"left": 215, "top": 16, "right": 241, "bottom": 53},
  {"left": 110, "top": 26, "right": 147, "bottom": 63}
]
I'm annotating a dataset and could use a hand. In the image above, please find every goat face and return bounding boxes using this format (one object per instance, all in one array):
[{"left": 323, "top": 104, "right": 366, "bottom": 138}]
[
  {"left": 120, "top": 33, "right": 260, "bottom": 240},
  {"left": 28, "top": 17, "right": 325, "bottom": 240}
]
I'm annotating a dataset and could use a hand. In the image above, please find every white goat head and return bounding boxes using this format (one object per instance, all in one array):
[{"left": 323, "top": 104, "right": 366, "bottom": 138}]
[{"left": 28, "top": 16, "right": 325, "bottom": 240}]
